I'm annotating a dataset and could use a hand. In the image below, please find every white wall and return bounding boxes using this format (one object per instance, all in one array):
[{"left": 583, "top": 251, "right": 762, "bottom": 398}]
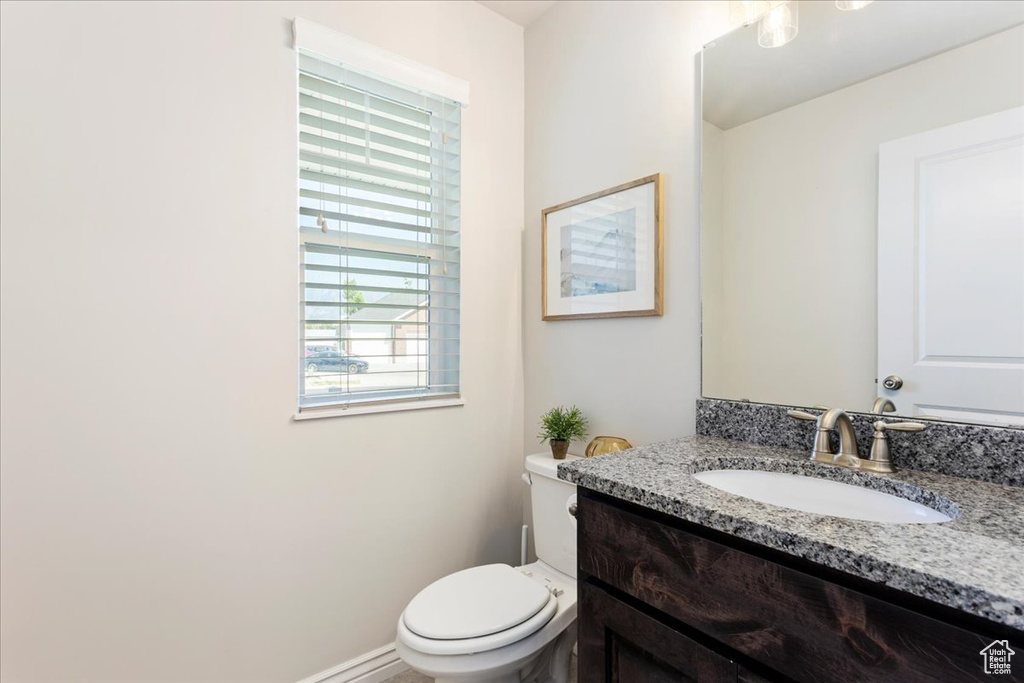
[
  {"left": 523, "top": 1, "right": 731, "bottom": 450},
  {"left": 702, "top": 26, "right": 1024, "bottom": 410},
  {"left": 0, "top": 2, "right": 523, "bottom": 681}
]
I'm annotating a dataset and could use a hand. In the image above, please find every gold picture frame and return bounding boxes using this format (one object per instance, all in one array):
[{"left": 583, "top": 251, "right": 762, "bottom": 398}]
[{"left": 541, "top": 173, "right": 663, "bottom": 321}]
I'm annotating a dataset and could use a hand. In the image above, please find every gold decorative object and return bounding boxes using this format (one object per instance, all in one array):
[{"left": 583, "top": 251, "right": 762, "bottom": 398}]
[{"left": 585, "top": 436, "right": 633, "bottom": 458}]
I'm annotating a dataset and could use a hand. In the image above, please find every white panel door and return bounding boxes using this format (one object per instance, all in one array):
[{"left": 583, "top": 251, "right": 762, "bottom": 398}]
[{"left": 878, "top": 107, "right": 1024, "bottom": 426}]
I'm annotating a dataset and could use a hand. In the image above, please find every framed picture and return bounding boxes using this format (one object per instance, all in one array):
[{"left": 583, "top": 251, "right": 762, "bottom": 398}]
[{"left": 542, "top": 173, "right": 663, "bottom": 321}]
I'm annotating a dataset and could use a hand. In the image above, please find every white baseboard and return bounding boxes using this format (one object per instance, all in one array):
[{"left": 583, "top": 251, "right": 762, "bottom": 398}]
[{"left": 297, "top": 643, "right": 409, "bottom": 683}]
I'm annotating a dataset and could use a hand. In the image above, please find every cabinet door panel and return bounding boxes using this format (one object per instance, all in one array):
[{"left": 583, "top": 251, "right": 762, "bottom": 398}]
[{"left": 579, "top": 581, "right": 736, "bottom": 682}]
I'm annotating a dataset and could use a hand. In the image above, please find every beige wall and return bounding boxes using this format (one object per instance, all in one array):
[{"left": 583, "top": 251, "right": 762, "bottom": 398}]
[
  {"left": 702, "top": 26, "right": 1024, "bottom": 410},
  {"left": 0, "top": 2, "right": 523, "bottom": 681},
  {"left": 523, "top": 1, "right": 731, "bottom": 450}
]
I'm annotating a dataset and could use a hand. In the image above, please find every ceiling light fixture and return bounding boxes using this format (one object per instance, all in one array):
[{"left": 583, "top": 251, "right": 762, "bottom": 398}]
[
  {"left": 729, "top": 0, "right": 785, "bottom": 26},
  {"left": 758, "top": 1, "right": 799, "bottom": 49},
  {"left": 835, "top": 0, "right": 874, "bottom": 10}
]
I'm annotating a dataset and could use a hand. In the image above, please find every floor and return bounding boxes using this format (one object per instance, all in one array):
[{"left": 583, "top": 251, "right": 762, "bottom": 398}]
[{"left": 385, "top": 654, "right": 578, "bottom": 682}]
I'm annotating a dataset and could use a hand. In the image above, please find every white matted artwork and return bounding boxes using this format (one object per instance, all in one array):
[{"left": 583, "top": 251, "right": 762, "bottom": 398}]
[{"left": 542, "top": 174, "right": 663, "bottom": 320}]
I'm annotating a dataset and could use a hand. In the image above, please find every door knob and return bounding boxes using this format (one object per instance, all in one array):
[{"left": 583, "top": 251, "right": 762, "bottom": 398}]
[{"left": 882, "top": 375, "right": 904, "bottom": 391}]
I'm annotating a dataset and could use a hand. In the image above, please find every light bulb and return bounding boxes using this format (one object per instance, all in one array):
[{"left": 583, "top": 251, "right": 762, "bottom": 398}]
[
  {"left": 758, "top": 0, "right": 798, "bottom": 48},
  {"left": 835, "top": 0, "right": 873, "bottom": 10}
]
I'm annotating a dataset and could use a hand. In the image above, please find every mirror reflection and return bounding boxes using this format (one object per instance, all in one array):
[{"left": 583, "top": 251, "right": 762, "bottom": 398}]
[{"left": 701, "top": 0, "right": 1024, "bottom": 426}]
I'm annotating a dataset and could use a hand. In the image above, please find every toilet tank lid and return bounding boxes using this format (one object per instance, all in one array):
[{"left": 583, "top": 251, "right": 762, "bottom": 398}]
[{"left": 525, "top": 452, "right": 582, "bottom": 480}]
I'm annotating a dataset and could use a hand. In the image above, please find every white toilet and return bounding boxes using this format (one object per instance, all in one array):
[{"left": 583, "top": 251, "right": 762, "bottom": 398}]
[{"left": 395, "top": 453, "right": 579, "bottom": 683}]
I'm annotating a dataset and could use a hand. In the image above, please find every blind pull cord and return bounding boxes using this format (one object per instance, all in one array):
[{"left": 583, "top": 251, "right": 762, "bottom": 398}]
[
  {"left": 441, "top": 127, "right": 448, "bottom": 275},
  {"left": 317, "top": 55, "right": 328, "bottom": 233}
]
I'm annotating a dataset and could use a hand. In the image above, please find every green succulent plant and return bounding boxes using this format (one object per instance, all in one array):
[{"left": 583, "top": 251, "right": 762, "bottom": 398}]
[{"left": 538, "top": 405, "right": 589, "bottom": 443}]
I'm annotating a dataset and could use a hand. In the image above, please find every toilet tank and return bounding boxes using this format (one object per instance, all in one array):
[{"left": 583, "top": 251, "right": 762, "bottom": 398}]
[{"left": 525, "top": 453, "right": 578, "bottom": 578}]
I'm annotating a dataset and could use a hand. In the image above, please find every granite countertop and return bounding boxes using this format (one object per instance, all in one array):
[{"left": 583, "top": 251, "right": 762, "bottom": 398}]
[{"left": 558, "top": 435, "right": 1024, "bottom": 630}]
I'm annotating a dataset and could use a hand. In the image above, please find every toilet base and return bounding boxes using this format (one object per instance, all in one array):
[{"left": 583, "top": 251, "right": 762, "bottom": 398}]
[
  {"left": 519, "top": 624, "right": 576, "bottom": 683},
  {"left": 399, "top": 622, "right": 576, "bottom": 683},
  {"left": 435, "top": 675, "right": 518, "bottom": 683}
]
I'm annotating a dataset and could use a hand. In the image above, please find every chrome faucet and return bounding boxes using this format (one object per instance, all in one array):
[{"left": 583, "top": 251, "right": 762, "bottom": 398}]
[{"left": 787, "top": 407, "right": 926, "bottom": 473}]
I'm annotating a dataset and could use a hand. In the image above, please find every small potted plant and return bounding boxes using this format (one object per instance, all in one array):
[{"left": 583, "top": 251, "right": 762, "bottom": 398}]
[{"left": 538, "top": 405, "right": 589, "bottom": 460}]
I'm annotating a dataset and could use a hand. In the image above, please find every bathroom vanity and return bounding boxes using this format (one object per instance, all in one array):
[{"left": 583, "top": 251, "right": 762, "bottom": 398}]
[
  {"left": 559, "top": 437, "right": 1024, "bottom": 682},
  {"left": 575, "top": 2, "right": 1024, "bottom": 678}
]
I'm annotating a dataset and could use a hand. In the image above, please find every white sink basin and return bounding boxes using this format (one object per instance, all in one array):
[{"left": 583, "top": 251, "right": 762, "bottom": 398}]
[{"left": 693, "top": 469, "right": 952, "bottom": 524}]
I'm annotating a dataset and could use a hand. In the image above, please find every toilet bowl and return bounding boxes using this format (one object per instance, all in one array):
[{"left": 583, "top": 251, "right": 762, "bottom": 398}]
[{"left": 396, "top": 453, "right": 579, "bottom": 683}]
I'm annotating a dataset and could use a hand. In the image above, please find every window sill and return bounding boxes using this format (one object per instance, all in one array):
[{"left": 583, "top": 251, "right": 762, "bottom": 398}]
[{"left": 293, "top": 397, "right": 464, "bottom": 421}]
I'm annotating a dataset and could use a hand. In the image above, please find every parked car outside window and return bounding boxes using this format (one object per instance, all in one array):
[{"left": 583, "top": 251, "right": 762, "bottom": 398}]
[{"left": 305, "top": 351, "right": 369, "bottom": 375}]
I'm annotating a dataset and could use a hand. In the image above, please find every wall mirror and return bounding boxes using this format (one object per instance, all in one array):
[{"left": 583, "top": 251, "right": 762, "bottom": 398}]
[{"left": 701, "top": 0, "right": 1024, "bottom": 427}]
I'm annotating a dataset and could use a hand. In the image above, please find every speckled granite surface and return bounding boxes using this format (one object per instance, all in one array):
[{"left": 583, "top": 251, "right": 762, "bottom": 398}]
[
  {"left": 558, "top": 436, "right": 1024, "bottom": 630},
  {"left": 697, "top": 398, "right": 1024, "bottom": 487}
]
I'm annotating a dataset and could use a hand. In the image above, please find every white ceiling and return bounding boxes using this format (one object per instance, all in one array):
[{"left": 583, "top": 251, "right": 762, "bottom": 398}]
[
  {"left": 477, "top": 0, "right": 557, "bottom": 27},
  {"left": 703, "top": 0, "right": 1024, "bottom": 130}
]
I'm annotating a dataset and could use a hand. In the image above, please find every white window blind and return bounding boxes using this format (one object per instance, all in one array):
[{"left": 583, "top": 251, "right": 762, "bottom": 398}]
[{"left": 296, "top": 47, "right": 462, "bottom": 412}]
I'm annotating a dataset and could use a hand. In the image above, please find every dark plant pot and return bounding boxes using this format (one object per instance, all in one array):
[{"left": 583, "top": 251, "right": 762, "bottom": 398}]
[{"left": 549, "top": 439, "right": 570, "bottom": 460}]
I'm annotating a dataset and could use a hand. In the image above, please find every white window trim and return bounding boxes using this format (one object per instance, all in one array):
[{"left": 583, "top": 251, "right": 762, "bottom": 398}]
[
  {"left": 292, "top": 17, "right": 470, "bottom": 106},
  {"left": 293, "top": 397, "right": 464, "bottom": 421}
]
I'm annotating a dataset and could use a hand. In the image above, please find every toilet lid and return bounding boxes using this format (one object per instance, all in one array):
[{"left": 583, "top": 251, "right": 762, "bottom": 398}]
[{"left": 403, "top": 564, "right": 552, "bottom": 640}]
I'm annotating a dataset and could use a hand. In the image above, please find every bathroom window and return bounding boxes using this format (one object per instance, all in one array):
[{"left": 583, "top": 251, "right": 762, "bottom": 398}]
[{"left": 295, "top": 36, "right": 463, "bottom": 416}]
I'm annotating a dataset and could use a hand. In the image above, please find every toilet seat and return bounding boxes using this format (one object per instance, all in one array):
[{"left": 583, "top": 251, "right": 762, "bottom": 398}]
[
  {"left": 398, "top": 595, "right": 557, "bottom": 656},
  {"left": 399, "top": 564, "right": 559, "bottom": 656}
]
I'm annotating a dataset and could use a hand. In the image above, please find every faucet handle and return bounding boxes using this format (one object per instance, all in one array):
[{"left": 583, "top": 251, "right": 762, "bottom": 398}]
[
  {"left": 865, "top": 420, "right": 926, "bottom": 474},
  {"left": 790, "top": 409, "right": 835, "bottom": 464},
  {"left": 874, "top": 420, "right": 926, "bottom": 433}
]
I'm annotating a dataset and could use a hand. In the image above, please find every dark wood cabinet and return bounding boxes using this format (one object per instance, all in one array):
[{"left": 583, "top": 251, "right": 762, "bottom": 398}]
[
  {"left": 577, "top": 488, "right": 1024, "bottom": 683},
  {"left": 579, "top": 580, "right": 736, "bottom": 682}
]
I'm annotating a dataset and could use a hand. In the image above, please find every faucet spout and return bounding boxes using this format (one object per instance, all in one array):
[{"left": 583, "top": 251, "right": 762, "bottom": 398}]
[
  {"left": 814, "top": 408, "right": 860, "bottom": 466},
  {"left": 871, "top": 397, "right": 897, "bottom": 414}
]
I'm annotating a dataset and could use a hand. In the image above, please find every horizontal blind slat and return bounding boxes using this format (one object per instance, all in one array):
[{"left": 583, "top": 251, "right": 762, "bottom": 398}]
[
  {"left": 299, "top": 339, "right": 460, "bottom": 344},
  {"left": 298, "top": 206, "right": 432, "bottom": 235},
  {"left": 298, "top": 73, "right": 431, "bottom": 126},
  {"left": 299, "top": 150, "right": 429, "bottom": 189},
  {"left": 299, "top": 132, "right": 431, "bottom": 173},
  {"left": 303, "top": 264, "right": 459, "bottom": 281},
  {"left": 299, "top": 188, "right": 433, "bottom": 219},
  {"left": 299, "top": 94, "right": 430, "bottom": 141},
  {"left": 303, "top": 319, "right": 459, "bottom": 326},
  {"left": 300, "top": 168, "right": 430, "bottom": 203},
  {"left": 304, "top": 243, "right": 431, "bottom": 262},
  {"left": 300, "top": 159, "right": 461, "bottom": 194},
  {"left": 307, "top": 368, "right": 460, "bottom": 376},
  {"left": 299, "top": 181, "right": 460, "bottom": 217},
  {"left": 302, "top": 302, "right": 458, "bottom": 312},
  {"left": 304, "top": 356, "right": 461, "bottom": 362},
  {"left": 299, "top": 390, "right": 460, "bottom": 410},
  {"left": 298, "top": 127, "right": 461, "bottom": 176},
  {"left": 299, "top": 112, "right": 431, "bottom": 157},
  {"left": 303, "top": 283, "right": 457, "bottom": 296}
]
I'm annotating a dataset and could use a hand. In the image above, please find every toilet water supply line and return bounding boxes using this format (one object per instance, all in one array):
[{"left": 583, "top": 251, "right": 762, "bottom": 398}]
[{"left": 521, "top": 471, "right": 531, "bottom": 566}]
